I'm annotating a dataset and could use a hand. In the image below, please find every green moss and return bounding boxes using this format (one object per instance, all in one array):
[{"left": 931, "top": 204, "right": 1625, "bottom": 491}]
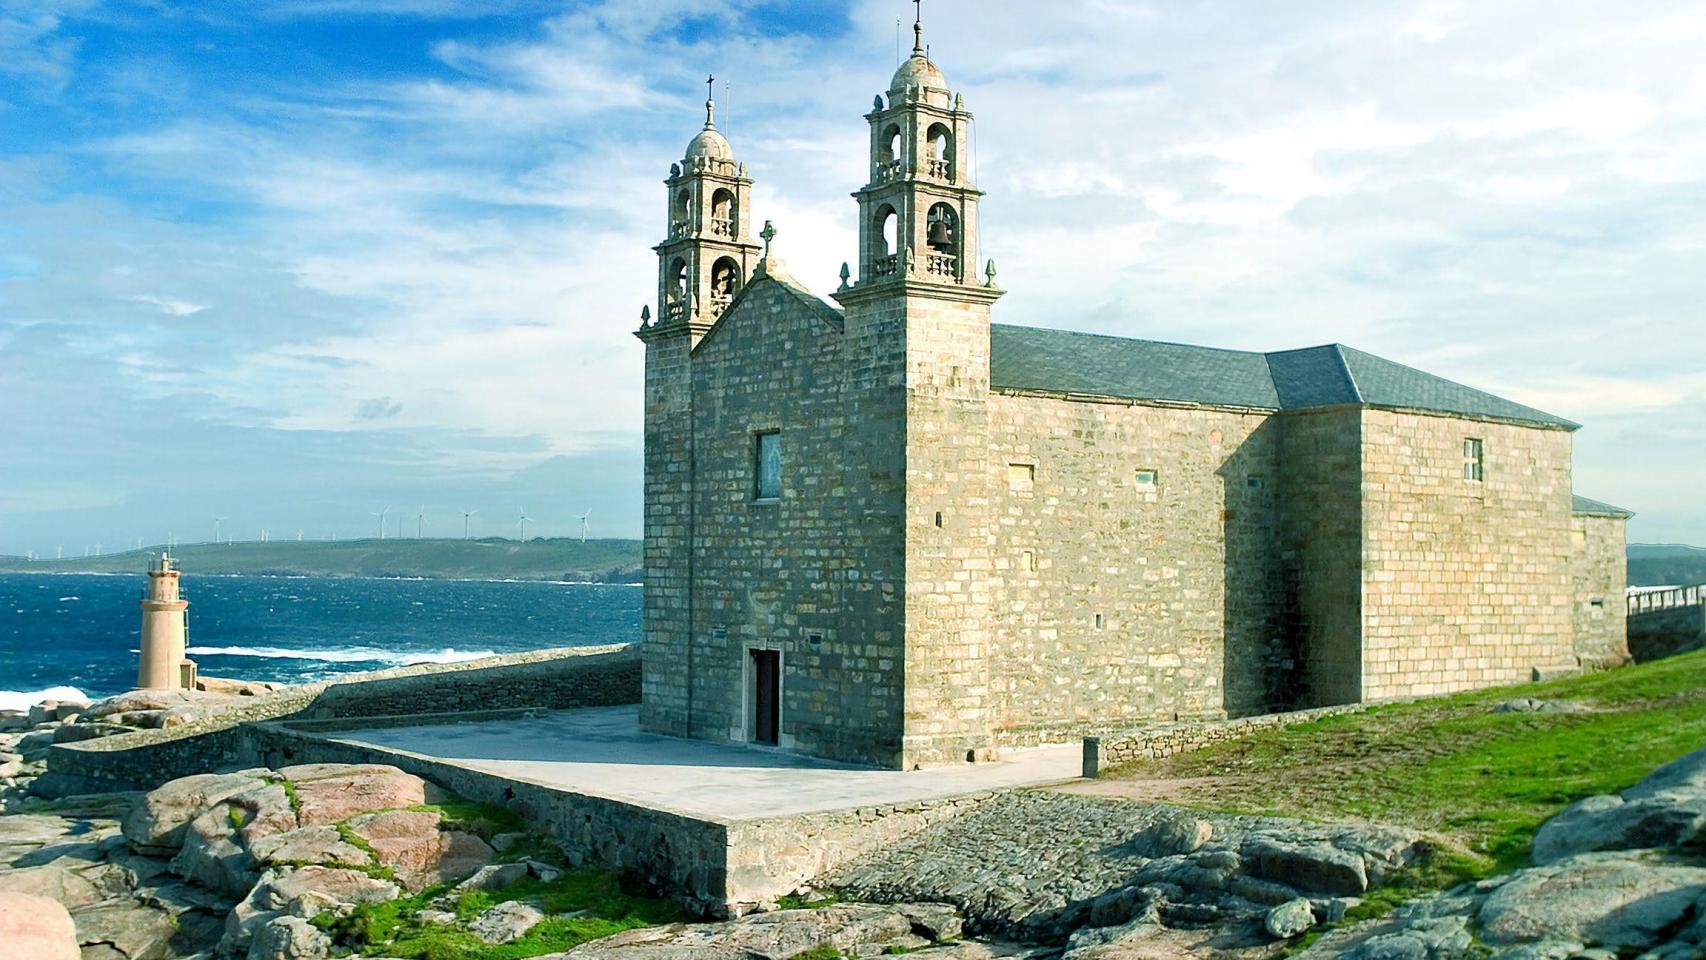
[
  {"left": 227, "top": 805, "right": 249, "bottom": 829},
  {"left": 264, "top": 777, "right": 303, "bottom": 817},
  {"left": 336, "top": 821, "right": 382, "bottom": 865},
  {"left": 776, "top": 892, "right": 840, "bottom": 910},
  {"left": 407, "top": 792, "right": 526, "bottom": 841},
  {"left": 321, "top": 866, "right": 684, "bottom": 960}
]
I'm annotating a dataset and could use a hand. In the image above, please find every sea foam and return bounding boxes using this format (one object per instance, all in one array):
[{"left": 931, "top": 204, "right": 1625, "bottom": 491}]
[
  {"left": 186, "top": 645, "right": 495, "bottom": 667},
  {"left": 0, "top": 685, "right": 89, "bottom": 712}
]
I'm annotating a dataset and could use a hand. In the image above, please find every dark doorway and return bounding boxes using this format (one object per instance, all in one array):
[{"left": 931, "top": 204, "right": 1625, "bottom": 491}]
[{"left": 751, "top": 649, "right": 780, "bottom": 745}]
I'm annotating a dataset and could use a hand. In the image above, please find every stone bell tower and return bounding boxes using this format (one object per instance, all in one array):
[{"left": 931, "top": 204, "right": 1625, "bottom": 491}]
[
  {"left": 650, "top": 78, "right": 763, "bottom": 343},
  {"left": 137, "top": 552, "right": 196, "bottom": 690},
  {"left": 834, "top": 14, "right": 1005, "bottom": 768},
  {"left": 635, "top": 81, "right": 762, "bottom": 739}
]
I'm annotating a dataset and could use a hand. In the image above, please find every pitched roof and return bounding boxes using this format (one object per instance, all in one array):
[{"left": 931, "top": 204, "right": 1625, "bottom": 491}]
[
  {"left": 1573, "top": 494, "right": 1635, "bottom": 518},
  {"left": 990, "top": 324, "right": 1578, "bottom": 430}
]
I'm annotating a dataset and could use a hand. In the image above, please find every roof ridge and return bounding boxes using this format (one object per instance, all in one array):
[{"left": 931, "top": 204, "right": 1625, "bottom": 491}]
[
  {"left": 992, "top": 322, "right": 1266, "bottom": 359},
  {"left": 1330, "top": 343, "right": 1366, "bottom": 404}
]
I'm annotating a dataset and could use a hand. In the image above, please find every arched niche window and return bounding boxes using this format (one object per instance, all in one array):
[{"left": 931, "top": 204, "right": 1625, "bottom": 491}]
[
  {"left": 925, "top": 123, "right": 955, "bottom": 180},
  {"left": 873, "top": 204, "right": 899, "bottom": 277},
  {"left": 879, "top": 124, "right": 902, "bottom": 163},
  {"left": 925, "top": 203, "right": 960, "bottom": 278},
  {"left": 710, "top": 256, "right": 741, "bottom": 310},
  {"left": 667, "top": 258, "right": 688, "bottom": 314},
  {"left": 711, "top": 188, "right": 736, "bottom": 238},
  {"left": 671, "top": 189, "right": 691, "bottom": 237}
]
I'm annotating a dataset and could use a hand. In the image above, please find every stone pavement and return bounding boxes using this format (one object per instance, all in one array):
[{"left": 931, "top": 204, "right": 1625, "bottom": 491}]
[{"left": 332, "top": 705, "right": 1081, "bottom": 821}]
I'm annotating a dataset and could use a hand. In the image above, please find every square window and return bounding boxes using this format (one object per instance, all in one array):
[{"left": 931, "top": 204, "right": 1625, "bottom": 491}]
[
  {"left": 755, "top": 431, "right": 781, "bottom": 499},
  {"left": 1007, "top": 463, "right": 1035, "bottom": 491},
  {"left": 1462, "top": 438, "right": 1484, "bottom": 482},
  {"left": 1247, "top": 476, "right": 1263, "bottom": 490},
  {"left": 1135, "top": 469, "right": 1158, "bottom": 491}
]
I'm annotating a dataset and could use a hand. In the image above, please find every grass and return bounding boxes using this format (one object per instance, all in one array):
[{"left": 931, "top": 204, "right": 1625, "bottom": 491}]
[
  {"left": 408, "top": 795, "right": 527, "bottom": 842},
  {"left": 318, "top": 867, "right": 685, "bottom": 960},
  {"left": 1103, "top": 648, "right": 1706, "bottom": 879}
]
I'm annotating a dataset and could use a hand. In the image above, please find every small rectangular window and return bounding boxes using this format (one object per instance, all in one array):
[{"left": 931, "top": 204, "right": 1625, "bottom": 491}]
[
  {"left": 1021, "top": 549, "right": 1036, "bottom": 572},
  {"left": 1135, "top": 469, "right": 1158, "bottom": 491},
  {"left": 1094, "top": 613, "right": 1105, "bottom": 631},
  {"left": 1007, "top": 463, "right": 1035, "bottom": 491},
  {"left": 1247, "top": 476, "right": 1263, "bottom": 490},
  {"left": 1463, "top": 438, "right": 1484, "bottom": 482},
  {"left": 755, "top": 431, "right": 781, "bottom": 499}
]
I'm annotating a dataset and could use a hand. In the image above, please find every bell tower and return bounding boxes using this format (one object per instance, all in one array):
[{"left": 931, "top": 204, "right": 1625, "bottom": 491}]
[
  {"left": 651, "top": 78, "right": 762, "bottom": 344},
  {"left": 834, "top": 12, "right": 1003, "bottom": 769},
  {"left": 851, "top": 17, "right": 986, "bottom": 287}
]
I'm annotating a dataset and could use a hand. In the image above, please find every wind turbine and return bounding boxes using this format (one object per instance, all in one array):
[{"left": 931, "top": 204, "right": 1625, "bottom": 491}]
[
  {"left": 461, "top": 509, "right": 477, "bottom": 540},
  {"left": 416, "top": 506, "right": 425, "bottom": 539},
  {"left": 577, "top": 510, "right": 592, "bottom": 544},
  {"left": 214, "top": 517, "right": 228, "bottom": 545},
  {"left": 518, "top": 508, "right": 533, "bottom": 542},
  {"left": 372, "top": 505, "right": 391, "bottom": 540}
]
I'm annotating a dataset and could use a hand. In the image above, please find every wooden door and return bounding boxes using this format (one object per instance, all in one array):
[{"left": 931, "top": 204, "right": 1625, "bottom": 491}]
[{"left": 751, "top": 650, "right": 780, "bottom": 745}]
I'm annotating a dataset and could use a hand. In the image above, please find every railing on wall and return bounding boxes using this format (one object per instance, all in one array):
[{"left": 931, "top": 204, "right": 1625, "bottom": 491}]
[{"left": 1629, "top": 584, "right": 1706, "bottom": 615}]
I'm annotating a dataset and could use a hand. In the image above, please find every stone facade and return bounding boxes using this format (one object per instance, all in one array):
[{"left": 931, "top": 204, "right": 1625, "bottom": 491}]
[
  {"left": 636, "top": 33, "right": 1628, "bottom": 769},
  {"left": 1571, "top": 512, "right": 1632, "bottom": 667}
]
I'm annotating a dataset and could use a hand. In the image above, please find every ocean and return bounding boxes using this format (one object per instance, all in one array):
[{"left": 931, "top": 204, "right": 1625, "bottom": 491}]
[{"left": 0, "top": 572, "right": 641, "bottom": 711}]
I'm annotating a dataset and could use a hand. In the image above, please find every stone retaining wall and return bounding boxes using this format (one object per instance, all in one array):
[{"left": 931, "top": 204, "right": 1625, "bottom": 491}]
[
  {"left": 1629, "top": 605, "right": 1706, "bottom": 663},
  {"left": 1081, "top": 702, "right": 1375, "bottom": 777},
  {"left": 46, "top": 644, "right": 638, "bottom": 792}
]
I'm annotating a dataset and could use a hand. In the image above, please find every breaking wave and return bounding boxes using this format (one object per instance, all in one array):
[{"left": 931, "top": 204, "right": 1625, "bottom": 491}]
[
  {"left": 185, "top": 645, "right": 495, "bottom": 667},
  {"left": 0, "top": 685, "right": 89, "bottom": 712}
]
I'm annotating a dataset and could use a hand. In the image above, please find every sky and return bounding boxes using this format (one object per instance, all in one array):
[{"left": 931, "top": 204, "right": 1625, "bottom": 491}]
[{"left": 2, "top": 0, "right": 1704, "bottom": 556}]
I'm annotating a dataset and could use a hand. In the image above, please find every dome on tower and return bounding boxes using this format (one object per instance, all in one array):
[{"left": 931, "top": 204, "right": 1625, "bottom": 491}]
[
  {"left": 685, "top": 126, "right": 733, "bottom": 161},
  {"left": 684, "top": 95, "right": 734, "bottom": 161},
  {"left": 890, "top": 52, "right": 947, "bottom": 96}
]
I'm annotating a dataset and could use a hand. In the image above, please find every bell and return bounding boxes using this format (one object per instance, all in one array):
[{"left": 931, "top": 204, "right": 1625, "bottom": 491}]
[{"left": 927, "top": 218, "right": 953, "bottom": 250}]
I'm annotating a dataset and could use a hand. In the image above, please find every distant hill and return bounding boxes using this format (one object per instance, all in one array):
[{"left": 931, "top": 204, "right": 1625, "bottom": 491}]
[
  {"left": 1628, "top": 543, "right": 1706, "bottom": 588},
  {"left": 0, "top": 538, "right": 642, "bottom": 583}
]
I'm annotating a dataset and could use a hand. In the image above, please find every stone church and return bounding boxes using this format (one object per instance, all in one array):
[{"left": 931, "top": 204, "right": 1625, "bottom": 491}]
[{"left": 635, "top": 25, "right": 1632, "bottom": 769}]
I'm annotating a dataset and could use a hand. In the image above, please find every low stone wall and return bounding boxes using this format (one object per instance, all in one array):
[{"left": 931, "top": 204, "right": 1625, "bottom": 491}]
[
  {"left": 723, "top": 792, "right": 998, "bottom": 912},
  {"left": 1082, "top": 702, "right": 1375, "bottom": 777},
  {"left": 45, "top": 644, "right": 638, "bottom": 793},
  {"left": 1630, "top": 606, "right": 1706, "bottom": 663},
  {"left": 243, "top": 722, "right": 733, "bottom": 915}
]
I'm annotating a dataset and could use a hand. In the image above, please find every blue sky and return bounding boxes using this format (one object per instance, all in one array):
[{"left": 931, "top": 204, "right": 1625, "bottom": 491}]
[{"left": 2, "top": 0, "right": 1704, "bottom": 555}]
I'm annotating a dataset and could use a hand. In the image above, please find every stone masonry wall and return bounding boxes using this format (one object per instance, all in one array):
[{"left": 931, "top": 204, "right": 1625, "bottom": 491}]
[
  {"left": 899, "top": 287, "right": 1000, "bottom": 766},
  {"left": 1082, "top": 701, "right": 1375, "bottom": 776},
  {"left": 1277, "top": 407, "right": 1366, "bottom": 707},
  {"left": 638, "top": 323, "right": 697, "bottom": 737},
  {"left": 1358, "top": 410, "right": 1576, "bottom": 698},
  {"left": 682, "top": 275, "right": 909, "bottom": 766},
  {"left": 48, "top": 644, "right": 638, "bottom": 792},
  {"left": 983, "top": 393, "right": 1283, "bottom": 748},
  {"left": 1570, "top": 512, "right": 1630, "bottom": 668}
]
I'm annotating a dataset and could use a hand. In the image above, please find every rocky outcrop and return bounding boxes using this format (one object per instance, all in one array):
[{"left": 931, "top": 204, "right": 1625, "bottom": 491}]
[
  {"left": 558, "top": 902, "right": 960, "bottom": 959},
  {"left": 121, "top": 770, "right": 271, "bottom": 855},
  {"left": 1300, "top": 747, "right": 1706, "bottom": 960},
  {"left": 827, "top": 790, "right": 1421, "bottom": 943},
  {"left": 0, "top": 890, "right": 82, "bottom": 960}
]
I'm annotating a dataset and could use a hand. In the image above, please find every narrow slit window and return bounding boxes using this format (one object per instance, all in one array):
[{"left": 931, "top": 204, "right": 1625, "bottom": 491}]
[
  {"left": 1463, "top": 438, "right": 1484, "bottom": 482},
  {"left": 1094, "top": 613, "right": 1105, "bottom": 631},
  {"left": 1135, "top": 469, "right": 1158, "bottom": 492},
  {"left": 755, "top": 431, "right": 781, "bottom": 499},
  {"left": 1021, "top": 549, "right": 1036, "bottom": 572}
]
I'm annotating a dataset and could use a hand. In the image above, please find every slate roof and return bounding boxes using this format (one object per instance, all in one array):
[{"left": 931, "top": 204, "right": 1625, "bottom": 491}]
[
  {"left": 1572, "top": 495, "right": 1635, "bottom": 518},
  {"left": 989, "top": 324, "right": 1579, "bottom": 430}
]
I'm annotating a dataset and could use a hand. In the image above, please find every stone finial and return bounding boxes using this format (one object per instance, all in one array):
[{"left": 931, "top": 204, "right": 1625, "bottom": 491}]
[
  {"left": 903, "top": 244, "right": 916, "bottom": 275},
  {"left": 873, "top": 94, "right": 885, "bottom": 112},
  {"left": 640, "top": 304, "right": 652, "bottom": 327},
  {"left": 669, "top": 162, "right": 680, "bottom": 178},
  {"left": 955, "top": 92, "right": 964, "bottom": 111},
  {"left": 839, "top": 262, "right": 851, "bottom": 290},
  {"left": 984, "top": 258, "right": 998, "bottom": 288}
]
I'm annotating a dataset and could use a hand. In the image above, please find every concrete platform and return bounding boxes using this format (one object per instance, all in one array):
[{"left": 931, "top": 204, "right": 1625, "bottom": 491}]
[{"left": 331, "top": 705, "right": 1081, "bottom": 821}]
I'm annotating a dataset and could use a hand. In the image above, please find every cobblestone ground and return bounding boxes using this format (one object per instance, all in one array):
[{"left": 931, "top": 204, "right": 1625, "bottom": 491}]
[{"left": 824, "top": 790, "right": 1419, "bottom": 945}]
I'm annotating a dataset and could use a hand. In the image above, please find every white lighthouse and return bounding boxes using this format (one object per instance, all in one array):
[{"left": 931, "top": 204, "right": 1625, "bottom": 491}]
[{"left": 137, "top": 553, "right": 196, "bottom": 690}]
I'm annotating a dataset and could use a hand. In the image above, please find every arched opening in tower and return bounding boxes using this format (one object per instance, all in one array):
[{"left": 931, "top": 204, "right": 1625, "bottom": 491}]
[
  {"left": 925, "top": 123, "right": 955, "bottom": 180},
  {"left": 711, "top": 188, "right": 737, "bottom": 238}
]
